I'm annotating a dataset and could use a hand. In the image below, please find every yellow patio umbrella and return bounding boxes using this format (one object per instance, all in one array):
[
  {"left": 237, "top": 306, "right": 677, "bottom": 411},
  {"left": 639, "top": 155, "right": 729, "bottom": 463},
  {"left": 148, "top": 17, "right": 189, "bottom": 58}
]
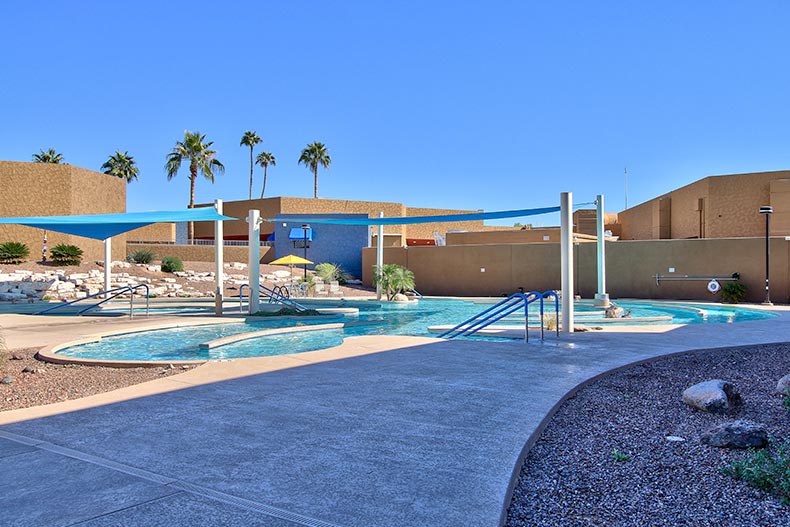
[{"left": 269, "top": 254, "right": 313, "bottom": 281}]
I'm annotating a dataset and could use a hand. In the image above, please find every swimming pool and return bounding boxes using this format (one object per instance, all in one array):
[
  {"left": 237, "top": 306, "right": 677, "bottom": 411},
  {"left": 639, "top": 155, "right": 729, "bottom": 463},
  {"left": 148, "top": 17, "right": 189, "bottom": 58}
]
[{"left": 54, "top": 299, "right": 778, "bottom": 362}]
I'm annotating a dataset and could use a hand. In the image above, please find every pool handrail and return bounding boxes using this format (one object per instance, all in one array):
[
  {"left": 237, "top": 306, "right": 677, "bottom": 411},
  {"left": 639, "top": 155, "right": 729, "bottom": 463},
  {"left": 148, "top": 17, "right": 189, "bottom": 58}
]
[
  {"left": 34, "top": 284, "right": 150, "bottom": 318},
  {"left": 439, "top": 292, "right": 539, "bottom": 342},
  {"left": 238, "top": 283, "right": 307, "bottom": 313},
  {"left": 439, "top": 290, "right": 560, "bottom": 342},
  {"left": 539, "top": 290, "right": 560, "bottom": 339}
]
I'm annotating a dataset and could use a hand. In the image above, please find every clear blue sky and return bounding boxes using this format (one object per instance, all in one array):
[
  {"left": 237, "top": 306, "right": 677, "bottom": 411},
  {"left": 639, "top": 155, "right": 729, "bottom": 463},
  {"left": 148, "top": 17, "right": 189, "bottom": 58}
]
[{"left": 3, "top": 1, "right": 790, "bottom": 225}]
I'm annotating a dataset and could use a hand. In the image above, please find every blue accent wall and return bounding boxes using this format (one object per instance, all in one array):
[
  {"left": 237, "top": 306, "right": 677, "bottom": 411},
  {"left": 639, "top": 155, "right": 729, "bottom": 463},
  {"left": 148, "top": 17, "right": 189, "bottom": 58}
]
[{"left": 274, "top": 214, "right": 368, "bottom": 279}]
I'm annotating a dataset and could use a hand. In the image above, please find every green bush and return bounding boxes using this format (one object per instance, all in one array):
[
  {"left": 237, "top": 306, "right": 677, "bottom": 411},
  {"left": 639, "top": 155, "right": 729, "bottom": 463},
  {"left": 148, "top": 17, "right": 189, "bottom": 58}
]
[
  {"left": 0, "top": 242, "right": 30, "bottom": 264},
  {"left": 161, "top": 256, "right": 184, "bottom": 273},
  {"left": 50, "top": 244, "right": 83, "bottom": 265},
  {"left": 128, "top": 248, "right": 156, "bottom": 264},
  {"left": 720, "top": 281, "right": 747, "bottom": 303},
  {"left": 314, "top": 262, "right": 350, "bottom": 284},
  {"left": 723, "top": 442, "right": 790, "bottom": 504}
]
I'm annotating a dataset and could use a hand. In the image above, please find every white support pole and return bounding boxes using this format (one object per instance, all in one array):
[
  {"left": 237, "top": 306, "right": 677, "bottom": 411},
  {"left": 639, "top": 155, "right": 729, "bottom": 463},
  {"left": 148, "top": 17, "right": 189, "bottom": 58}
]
[
  {"left": 214, "top": 199, "right": 224, "bottom": 316},
  {"left": 594, "top": 194, "right": 610, "bottom": 307},
  {"left": 103, "top": 237, "right": 112, "bottom": 297},
  {"left": 248, "top": 209, "right": 261, "bottom": 314},
  {"left": 376, "top": 212, "right": 384, "bottom": 301},
  {"left": 560, "top": 192, "right": 574, "bottom": 333}
]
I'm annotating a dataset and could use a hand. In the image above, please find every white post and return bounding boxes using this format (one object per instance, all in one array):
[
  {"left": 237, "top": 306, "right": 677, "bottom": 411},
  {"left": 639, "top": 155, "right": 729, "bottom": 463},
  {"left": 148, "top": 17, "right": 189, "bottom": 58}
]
[
  {"left": 248, "top": 209, "right": 261, "bottom": 314},
  {"left": 214, "top": 199, "right": 224, "bottom": 316},
  {"left": 103, "top": 237, "right": 112, "bottom": 297},
  {"left": 560, "top": 192, "right": 574, "bottom": 333},
  {"left": 593, "top": 194, "right": 610, "bottom": 307},
  {"left": 376, "top": 212, "right": 384, "bottom": 301}
]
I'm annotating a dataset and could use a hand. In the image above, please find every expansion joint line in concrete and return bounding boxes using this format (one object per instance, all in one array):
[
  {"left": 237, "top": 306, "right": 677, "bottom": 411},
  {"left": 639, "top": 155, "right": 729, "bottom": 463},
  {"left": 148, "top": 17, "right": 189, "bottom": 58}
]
[{"left": 0, "top": 429, "right": 347, "bottom": 527}]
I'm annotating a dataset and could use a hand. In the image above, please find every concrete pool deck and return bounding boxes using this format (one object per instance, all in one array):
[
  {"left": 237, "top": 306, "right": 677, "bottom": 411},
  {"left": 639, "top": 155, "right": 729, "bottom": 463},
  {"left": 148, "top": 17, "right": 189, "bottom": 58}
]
[{"left": 1, "top": 307, "right": 790, "bottom": 527}]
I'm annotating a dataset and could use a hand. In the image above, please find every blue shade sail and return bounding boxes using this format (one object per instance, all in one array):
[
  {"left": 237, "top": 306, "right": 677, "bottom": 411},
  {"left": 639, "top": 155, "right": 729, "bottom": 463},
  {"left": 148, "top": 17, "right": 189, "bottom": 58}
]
[
  {"left": 265, "top": 206, "right": 560, "bottom": 226},
  {"left": 0, "top": 207, "right": 237, "bottom": 240}
]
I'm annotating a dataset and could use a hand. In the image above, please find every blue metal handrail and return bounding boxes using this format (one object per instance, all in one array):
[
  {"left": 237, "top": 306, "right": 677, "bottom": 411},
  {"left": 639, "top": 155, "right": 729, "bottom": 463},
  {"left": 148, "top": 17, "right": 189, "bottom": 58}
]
[
  {"left": 439, "top": 290, "right": 560, "bottom": 342},
  {"left": 34, "top": 284, "right": 150, "bottom": 317},
  {"left": 539, "top": 290, "right": 560, "bottom": 339},
  {"left": 238, "top": 283, "right": 307, "bottom": 313},
  {"left": 409, "top": 288, "right": 423, "bottom": 298}
]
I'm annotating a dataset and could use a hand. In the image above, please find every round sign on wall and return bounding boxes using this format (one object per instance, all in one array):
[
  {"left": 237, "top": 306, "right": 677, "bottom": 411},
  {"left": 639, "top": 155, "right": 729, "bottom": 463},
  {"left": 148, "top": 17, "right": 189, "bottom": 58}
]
[{"left": 707, "top": 279, "right": 721, "bottom": 294}]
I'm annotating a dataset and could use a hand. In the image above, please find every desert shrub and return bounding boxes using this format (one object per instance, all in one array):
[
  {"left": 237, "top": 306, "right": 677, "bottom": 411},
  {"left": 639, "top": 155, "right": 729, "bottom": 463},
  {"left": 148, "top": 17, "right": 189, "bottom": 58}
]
[
  {"left": 720, "top": 281, "right": 747, "bottom": 304},
  {"left": 50, "top": 244, "right": 83, "bottom": 265},
  {"left": 161, "top": 255, "right": 184, "bottom": 273},
  {"left": 0, "top": 242, "right": 30, "bottom": 263},
  {"left": 314, "top": 262, "right": 350, "bottom": 284},
  {"left": 723, "top": 442, "right": 790, "bottom": 504},
  {"left": 128, "top": 248, "right": 156, "bottom": 264}
]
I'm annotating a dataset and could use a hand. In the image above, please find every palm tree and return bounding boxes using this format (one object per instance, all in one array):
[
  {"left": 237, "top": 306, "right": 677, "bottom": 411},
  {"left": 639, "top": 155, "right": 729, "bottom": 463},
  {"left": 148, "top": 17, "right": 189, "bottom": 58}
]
[
  {"left": 165, "top": 131, "right": 225, "bottom": 240},
  {"left": 374, "top": 264, "right": 416, "bottom": 301},
  {"left": 240, "top": 131, "right": 262, "bottom": 200},
  {"left": 298, "top": 141, "right": 331, "bottom": 198},
  {"left": 255, "top": 151, "right": 276, "bottom": 198},
  {"left": 32, "top": 148, "right": 64, "bottom": 164},
  {"left": 101, "top": 150, "right": 139, "bottom": 183}
]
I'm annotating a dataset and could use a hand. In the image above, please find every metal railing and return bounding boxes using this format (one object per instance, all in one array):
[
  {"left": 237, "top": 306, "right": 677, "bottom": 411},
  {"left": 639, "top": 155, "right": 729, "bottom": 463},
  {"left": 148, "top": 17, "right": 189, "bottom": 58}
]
[
  {"left": 654, "top": 272, "right": 740, "bottom": 285},
  {"left": 34, "top": 284, "right": 150, "bottom": 317},
  {"left": 238, "top": 284, "right": 307, "bottom": 313},
  {"left": 439, "top": 290, "right": 559, "bottom": 342},
  {"left": 127, "top": 240, "right": 274, "bottom": 247}
]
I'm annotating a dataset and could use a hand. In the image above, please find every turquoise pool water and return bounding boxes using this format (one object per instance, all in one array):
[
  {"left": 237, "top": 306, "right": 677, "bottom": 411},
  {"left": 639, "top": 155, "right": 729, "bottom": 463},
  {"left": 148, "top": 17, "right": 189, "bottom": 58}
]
[{"left": 56, "top": 299, "right": 779, "bottom": 362}]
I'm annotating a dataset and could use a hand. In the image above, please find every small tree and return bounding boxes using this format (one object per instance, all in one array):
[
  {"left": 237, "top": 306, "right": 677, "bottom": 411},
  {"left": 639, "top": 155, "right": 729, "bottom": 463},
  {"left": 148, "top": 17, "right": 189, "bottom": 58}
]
[{"left": 374, "top": 264, "right": 415, "bottom": 301}]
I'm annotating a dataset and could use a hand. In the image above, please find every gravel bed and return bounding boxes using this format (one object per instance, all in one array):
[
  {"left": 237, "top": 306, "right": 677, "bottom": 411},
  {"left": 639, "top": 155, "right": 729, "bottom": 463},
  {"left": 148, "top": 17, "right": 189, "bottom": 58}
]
[
  {"left": 506, "top": 343, "right": 790, "bottom": 527},
  {"left": 0, "top": 347, "right": 185, "bottom": 411}
]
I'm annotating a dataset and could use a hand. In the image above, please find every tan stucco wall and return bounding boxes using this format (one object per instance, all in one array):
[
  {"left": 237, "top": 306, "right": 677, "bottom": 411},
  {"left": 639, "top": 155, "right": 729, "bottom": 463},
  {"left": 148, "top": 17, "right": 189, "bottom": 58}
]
[
  {"left": 363, "top": 237, "right": 790, "bottom": 303},
  {"left": 619, "top": 171, "right": 790, "bottom": 240},
  {"left": 127, "top": 223, "right": 176, "bottom": 242},
  {"left": 0, "top": 161, "right": 126, "bottom": 261},
  {"left": 447, "top": 228, "right": 563, "bottom": 245},
  {"left": 126, "top": 243, "right": 272, "bottom": 264}
]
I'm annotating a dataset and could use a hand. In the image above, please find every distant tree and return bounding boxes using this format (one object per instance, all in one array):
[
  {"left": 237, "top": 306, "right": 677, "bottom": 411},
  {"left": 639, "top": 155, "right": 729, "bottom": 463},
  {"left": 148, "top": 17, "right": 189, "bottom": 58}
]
[
  {"left": 255, "top": 151, "right": 276, "bottom": 199},
  {"left": 240, "top": 131, "right": 262, "bottom": 200},
  {"left": 101, "top": 150, "right": 139, "bottom": 183},
  {"left": 298, "top": 141, "right": 331, "bottom": 198},
  {"left": 165, "top": 131, "right": 225, "bottom": 240},
  {"left": 32, "top": 148, "right": 64, "bottom": 164}
]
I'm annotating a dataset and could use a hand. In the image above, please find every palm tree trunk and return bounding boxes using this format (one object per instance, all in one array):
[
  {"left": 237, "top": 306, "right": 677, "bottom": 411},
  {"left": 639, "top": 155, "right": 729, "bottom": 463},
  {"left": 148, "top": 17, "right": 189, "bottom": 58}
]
[
  {"left": 313, "top": 164, "right": 318, "bottom": 198},
  {"left": 249, "top": 146, "right": 254, "bottom": 200},
  {"left": 188, "top": 168, "right": 197, "bottom": 242},
  {"left": 260, "top": 165, "right": 268, "bottom": 199}
]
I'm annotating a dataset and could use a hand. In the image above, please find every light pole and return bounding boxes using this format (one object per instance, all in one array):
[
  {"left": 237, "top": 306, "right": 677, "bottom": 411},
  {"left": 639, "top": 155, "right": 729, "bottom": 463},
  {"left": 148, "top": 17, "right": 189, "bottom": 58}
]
[
  {"left": 301, "top": 224, "right": 310, "bottom": 279},
  {"left": 759, "top": 206, "right": 773, "bottom": 305}
]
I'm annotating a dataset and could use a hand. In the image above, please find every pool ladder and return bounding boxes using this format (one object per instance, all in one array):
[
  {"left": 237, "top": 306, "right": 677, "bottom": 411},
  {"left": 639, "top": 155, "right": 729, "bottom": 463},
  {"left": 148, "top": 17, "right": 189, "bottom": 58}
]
[
  {"left": 238, "top": 283, "right": 308, "bottom": 313},
  {"left": 34, "top": 284, "right": 151, "bottom": 317},
  {"left": 438, "top": 291, "right": 559, "bottom": 342}
]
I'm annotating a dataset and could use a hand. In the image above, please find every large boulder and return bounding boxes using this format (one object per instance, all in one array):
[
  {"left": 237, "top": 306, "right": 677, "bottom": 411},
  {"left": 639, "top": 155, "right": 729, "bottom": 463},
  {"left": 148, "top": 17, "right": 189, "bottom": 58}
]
[
  {"left": 702, "top": 420, "right": 768, "bottom": 449},
  {"left": 682, "top": 379, "right": 740, "bottom": 413},
  {"left": 776, "top": 373, "right": 790, "bottom": 395},
  {"left": 392, "top": 293, "right": 409, "bottom": 302}
]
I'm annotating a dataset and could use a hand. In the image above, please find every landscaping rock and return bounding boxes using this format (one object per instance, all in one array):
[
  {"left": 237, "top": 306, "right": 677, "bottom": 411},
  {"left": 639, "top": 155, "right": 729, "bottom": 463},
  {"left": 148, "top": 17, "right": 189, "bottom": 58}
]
[
  {"left": 10, "top": 352, "right": 24, "bottom": 360},
  {"left": 393, "top": 293, "right": 409, "bottom": 302},
  {"left": 701, "top": 420, "right": 768, "bottom": 449},
  {"left": 21, "top": 366, "right": 35, "bottom": 373},
  {"left": 776, "top": 373, "right": 790, "bottom": 394},
  {"left": 605, "top": 306, "right": 624, "bottom": 318},
  {"left": 682, "top": 379, "right": 740, "bottom": 413},
  {"left": 1, "top": 376, "right": 13, "bottom": 384}
]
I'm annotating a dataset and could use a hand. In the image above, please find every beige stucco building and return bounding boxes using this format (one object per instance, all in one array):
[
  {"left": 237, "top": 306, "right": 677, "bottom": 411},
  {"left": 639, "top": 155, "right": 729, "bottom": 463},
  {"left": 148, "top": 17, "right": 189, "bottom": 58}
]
[
  {"left": 618, "top": 170, "right": 790, "bottom": 240},
  {"left": 0, "top": 161, "right": 126, "bottom": 261}
]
